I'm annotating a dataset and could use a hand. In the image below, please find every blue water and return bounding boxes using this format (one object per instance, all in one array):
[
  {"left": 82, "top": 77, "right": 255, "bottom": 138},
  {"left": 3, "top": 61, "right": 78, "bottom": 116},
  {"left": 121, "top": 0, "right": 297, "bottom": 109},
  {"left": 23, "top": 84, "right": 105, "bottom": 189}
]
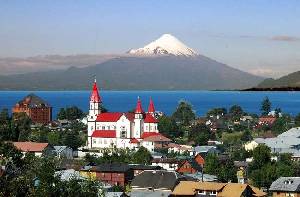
[{"left": 1, "top": 91, "right": 300, "bottom": 119}]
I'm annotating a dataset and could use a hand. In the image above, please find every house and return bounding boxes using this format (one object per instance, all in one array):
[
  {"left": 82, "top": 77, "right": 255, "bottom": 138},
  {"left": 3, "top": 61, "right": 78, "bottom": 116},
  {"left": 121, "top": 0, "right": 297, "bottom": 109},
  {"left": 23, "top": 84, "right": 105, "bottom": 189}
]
[
  {"left": 193, "top": 146, "right": 218, "bottom": 156},
  {"left": 128, "top": 164, "right": 161, "bottom": 177},
  {"left": 86, "top": 79, "right": 171, "bottom": 152},
  {"left": 130, "top": 170, "right": 189, "bottom": 197},
  {"left": 177, "top": 154, "right": 205, "bottom": 174},
  {"left": 53, "top": 146, "right": 73, "bottom": 159},
  {"left": 151, "top": 158, "right": 181, "bottom": 171},
  {"left": 171, "top": 181, "right": 266, "bottom": 197},
  {"left": 258, "top": 116, "right": 277, "bottom": 127},
  {"left": 12, "top": 93, "right": 52, "bottom": 124},
  {"left": 13, "top": 142, "right": 53, "bottom": 157},
  {"left": 269, "top": 177, "right": 300, "bottom": 197},
  {"left": 168, "top": 143, "right": 193, "bottom": 155},
  {"left": 55, "top": 169, "right": 85, "bottom": 181},
  {"left": 79, "top": 163, "right": 134, "bottom": 186},
  {"left": 246, "top": 128, "right": 300, "bottom": 160}
]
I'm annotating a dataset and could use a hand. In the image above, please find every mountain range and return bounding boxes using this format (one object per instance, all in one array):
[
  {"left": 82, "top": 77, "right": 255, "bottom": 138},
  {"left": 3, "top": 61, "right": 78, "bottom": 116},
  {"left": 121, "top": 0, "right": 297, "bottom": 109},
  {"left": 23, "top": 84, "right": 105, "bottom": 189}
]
[
  {"left": 255, "top": 71, "right": 300, "bottom": 89},
  {"left": 0, "top": 34, "right": 265, "bottom": 90}
]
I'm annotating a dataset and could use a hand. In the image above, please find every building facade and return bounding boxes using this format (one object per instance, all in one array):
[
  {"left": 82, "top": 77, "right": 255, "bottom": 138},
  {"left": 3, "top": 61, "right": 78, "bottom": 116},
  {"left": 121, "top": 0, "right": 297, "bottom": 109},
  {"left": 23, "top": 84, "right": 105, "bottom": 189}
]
[
  {"left": 87, "top": 80, "right": 170, "bottom": 152},
  {"left": 12, "top": 93, "right": 52, "bottom": 124}
]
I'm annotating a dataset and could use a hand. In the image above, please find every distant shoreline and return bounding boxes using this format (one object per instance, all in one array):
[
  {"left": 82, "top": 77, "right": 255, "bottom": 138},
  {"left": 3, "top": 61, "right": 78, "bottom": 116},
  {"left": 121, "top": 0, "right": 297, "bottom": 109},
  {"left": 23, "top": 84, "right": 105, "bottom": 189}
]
[{"left": 243, "top": 87, "right": 300, "bottom": 91}]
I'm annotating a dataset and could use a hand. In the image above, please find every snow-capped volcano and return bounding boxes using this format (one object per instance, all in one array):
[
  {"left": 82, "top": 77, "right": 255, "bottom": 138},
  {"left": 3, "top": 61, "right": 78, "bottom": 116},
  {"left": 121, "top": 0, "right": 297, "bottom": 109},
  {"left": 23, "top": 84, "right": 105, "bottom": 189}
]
[{"left": 128, "top": 34, "right": 198, "bottom": 57}]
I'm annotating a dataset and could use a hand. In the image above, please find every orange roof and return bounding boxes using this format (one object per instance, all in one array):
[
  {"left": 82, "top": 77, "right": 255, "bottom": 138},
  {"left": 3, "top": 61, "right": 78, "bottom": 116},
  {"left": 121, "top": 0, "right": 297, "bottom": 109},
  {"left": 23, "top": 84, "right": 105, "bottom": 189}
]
[
  {"left": 143, "top": 133, "right": 172, "bottom": 142},
  {"left": 13, "top": 142, "right": 49, "bottom": 152},
  {"left": 172, "top": 181, "right": 267, "bottom": 197}
]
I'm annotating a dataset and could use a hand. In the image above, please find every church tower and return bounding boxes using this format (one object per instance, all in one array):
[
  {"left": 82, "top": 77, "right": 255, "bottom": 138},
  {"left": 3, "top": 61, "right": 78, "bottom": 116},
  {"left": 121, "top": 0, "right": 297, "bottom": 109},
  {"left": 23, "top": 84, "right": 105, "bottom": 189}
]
[
  {"left": 133, "top": 97, "right": 144, "bottom": 139},
  {"left": 87, "top": 79, "right": 102, "bottom": 148}
]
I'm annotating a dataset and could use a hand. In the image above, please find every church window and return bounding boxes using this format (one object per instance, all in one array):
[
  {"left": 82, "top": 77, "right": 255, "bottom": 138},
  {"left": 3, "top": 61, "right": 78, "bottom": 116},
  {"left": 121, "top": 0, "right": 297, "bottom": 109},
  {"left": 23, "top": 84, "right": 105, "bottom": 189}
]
[
  {"left": 97, "top": 126, "right": 99, "bottom": 130},
  {"left": 102, "top": 126, "right": 105, "bottom": 130},
  {"left": 107, "top": 126, "right": 110, "bottom": 130},
  {"left": 91, "top": 126, "right": 94, "bottom": 130},
  {"left": 93, "top": 139, "right": 96, "bottom": 144},
  {"left": 155, "top": 126, "right": 157, "bottom": 130},
  {"left": 150, "top": 126, "right": 152, "bottom": 131},
  {"left": 146, "top": 126, "right": 148, "bottom": 131}
]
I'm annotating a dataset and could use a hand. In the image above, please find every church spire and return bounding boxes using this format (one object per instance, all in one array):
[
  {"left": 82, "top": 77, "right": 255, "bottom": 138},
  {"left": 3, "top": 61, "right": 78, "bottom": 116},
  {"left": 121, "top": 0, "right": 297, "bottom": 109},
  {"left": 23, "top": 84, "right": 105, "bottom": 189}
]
[
  {"left": 90, "top": 78, "right": 101, "bottom": 103},
  {"left": 135, "top": 97, "right": 144, "bottom": 114},
  {"left": 148, "top": 97, "right": 155, "bottom": 114}
]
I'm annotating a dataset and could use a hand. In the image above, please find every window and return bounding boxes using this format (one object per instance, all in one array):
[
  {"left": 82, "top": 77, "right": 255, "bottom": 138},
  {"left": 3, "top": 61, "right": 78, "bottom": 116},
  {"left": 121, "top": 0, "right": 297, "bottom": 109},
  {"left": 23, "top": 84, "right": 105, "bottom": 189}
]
[
  {"left": 146, "top": 126, "right": 148, "bottom": 131},
  {"left": 93, "top": 139, "right": 96, "bottom": 144},
  {"left": 102, "top": 126, "right": 105, "bottom": 130},
  {"left": 198, "top": 190, "right": 206, "bottom": 195},
  {"left": 107, "top": 126, "right": 110, "bottom": 130},
  {"left": 104, "top": 139, "right": 107, "bottom": 144},
  {"left": 121, "top": 130, "right": 126, "bottom": 138}
]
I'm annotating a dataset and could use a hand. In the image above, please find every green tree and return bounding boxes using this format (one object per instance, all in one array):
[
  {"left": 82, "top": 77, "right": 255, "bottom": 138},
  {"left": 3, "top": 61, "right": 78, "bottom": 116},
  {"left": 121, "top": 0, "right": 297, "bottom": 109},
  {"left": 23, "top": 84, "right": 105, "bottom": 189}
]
[
  {"left": 132, "top": 147, "right": 152, "bottom": 165},
  {"left": 206, "top": 108, "right": 227, "bottom": 117},
  {"left": 251, "top": 144, "right": 271, "bottom": 170},
  {"left": 57, "top": 108, "right": 66, "bottom": 120},
  {"left": 295, "top": 113, "right": 300, "bottom": 127},
  {"left": 0, "top": 109, "right": 11, "bottom": 140},
  {"left": 217, "top": 159, "right": 237, "bottom": 183},
  {"left": 229, "top": 105, "right": 244, "bottom": 120},
  {"left": 189, "top": 123, "right": 214, "bottom": 145},
  {"left": 260, "top": 96, "right": 271, "bottom": 116},
  {"left": 172, "top": 101, "right": 196, "bottom": 126},
  {"left": 271, "top": 116, "right": 291, "bottom": 134},
  {"left": 12, "top": 112, "right": 31, "bottom": 141},
  {"left": 158, "top": 115, "right": 181, "bottom": 138},
  {"left": 204, "top": 153, "right": 219, "bottom": 175},
  {"left": 63, "top": 130, "right": 84, "bottom": 150}
]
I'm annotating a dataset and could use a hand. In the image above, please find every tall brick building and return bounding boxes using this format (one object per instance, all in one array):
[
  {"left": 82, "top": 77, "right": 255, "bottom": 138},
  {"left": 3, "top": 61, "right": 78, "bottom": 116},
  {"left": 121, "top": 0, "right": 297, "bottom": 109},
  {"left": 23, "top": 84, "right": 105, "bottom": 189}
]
[{"left": 12, "top": 93, "right": 52, "bottom": 124}]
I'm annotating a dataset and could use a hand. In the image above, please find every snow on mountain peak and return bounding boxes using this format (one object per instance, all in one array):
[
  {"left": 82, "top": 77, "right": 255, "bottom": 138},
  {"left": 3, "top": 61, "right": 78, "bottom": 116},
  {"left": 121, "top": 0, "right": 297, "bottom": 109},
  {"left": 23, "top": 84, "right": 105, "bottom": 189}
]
[{"left": 128, "top": 34, "right": 198, "bottom": 57}]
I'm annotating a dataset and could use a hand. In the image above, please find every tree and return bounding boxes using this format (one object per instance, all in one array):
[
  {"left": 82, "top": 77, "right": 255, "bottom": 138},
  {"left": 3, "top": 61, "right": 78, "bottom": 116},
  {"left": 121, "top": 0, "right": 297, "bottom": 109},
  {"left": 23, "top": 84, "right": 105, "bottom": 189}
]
[
  {"left": 57, "top": 106, "right": 84, "bottom": 120},
  {"left": 229, "top": 105, "right": 244, "bottom": 120},
  {"left": 12, "top": 112, "right": 31, "bottom": 141},
  {"left": 206, "top": 108, "right": 227, "bottom": 117},
  {"left": 189, "top": 123, "right": 214, "bottom": 145},
  {"left": 158, "top": 115, "right": 181, "bottom": 138},
  {"left": 63, "top": 130, "right": 84, "bottom": 150},
  {"left": 295, "top": 113, "right": 300, "bottom": 127},
  {"left": 132, "top": 147, "right": 152, "bottom": 165},
  {"left": 57, "top": 108, "right": 66, "bottom": 120},
  {"left": 260, "top": 96, "right": 271, "bottom": 116},
  {"left": 0, "top": 109, "right": 11, "bottom": 140},
  {"left": 271, "top": 115, "right": 291, "bottom": 134},
  {"left": 217, "top": 159, "right": 237, "bottom": 183},
  {"left": 204, "top": 153, "right": 219, "bottom": 175},
  {"left": 251, "top": 144, "right": 271, "bottom": 170},
  {"left": 172, "top": 101, "right": 196, "bottom": 126}
]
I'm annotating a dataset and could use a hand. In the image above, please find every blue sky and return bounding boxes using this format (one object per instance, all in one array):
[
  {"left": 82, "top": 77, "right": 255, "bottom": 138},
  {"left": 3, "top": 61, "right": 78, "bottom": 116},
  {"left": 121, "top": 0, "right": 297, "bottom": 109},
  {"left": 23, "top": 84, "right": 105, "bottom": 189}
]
[{"left": 0, "top": 0, "right": 300, "bottom": 77}]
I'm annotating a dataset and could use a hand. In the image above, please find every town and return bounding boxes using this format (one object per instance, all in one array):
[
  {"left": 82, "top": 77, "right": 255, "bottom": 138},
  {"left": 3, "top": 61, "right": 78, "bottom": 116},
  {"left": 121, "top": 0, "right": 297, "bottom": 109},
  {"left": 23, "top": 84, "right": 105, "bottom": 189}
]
[{"left": 1, "top": 80, "right": 300, "bottom": 196}]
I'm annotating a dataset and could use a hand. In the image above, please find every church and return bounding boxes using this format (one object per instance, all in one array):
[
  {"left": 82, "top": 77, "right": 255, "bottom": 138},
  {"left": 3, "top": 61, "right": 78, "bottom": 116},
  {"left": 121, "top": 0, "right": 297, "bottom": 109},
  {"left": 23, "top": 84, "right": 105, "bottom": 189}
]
[{"left": 87, "top": 80, "right": 171, "bottom": 152}]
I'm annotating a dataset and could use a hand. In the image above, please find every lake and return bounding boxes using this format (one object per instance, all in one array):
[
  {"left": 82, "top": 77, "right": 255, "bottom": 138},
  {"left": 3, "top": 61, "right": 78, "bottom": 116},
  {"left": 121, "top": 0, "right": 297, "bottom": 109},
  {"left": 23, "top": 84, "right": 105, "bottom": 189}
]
[{"left": 1, "top": 91, "right": 300, "bottom": 119}]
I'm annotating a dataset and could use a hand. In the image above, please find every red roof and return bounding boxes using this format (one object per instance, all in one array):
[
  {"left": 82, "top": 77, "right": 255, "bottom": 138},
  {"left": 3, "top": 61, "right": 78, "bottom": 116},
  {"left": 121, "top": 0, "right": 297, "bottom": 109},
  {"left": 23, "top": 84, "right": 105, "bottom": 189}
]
[
  {"left": 96, "top": 112, "right": 122, "bottom": 122},
  {"left": 144, "top": 113, "right": 158, "bottom": 123},
  {"left": 129, "top": 138, "right": 140, "bottom": 143},
  {"left": 135, "top": 97, "right": 144, "bottom": 113},
  {"left": 13, "top": 142, "right": 49, "bottom": 152},
  {"left": 90, "top": 80, "right": 101, "bottom": 103},
  {"left": 259, "top": 116, "right": 277, "bottom": 124},
  {"left": 125, "top": 112, "right": 135, "bottom": 122},
  {"left": 148, "top": 97, "right": 155, "bottom": 113},
  {"left": 143, "top": 134, "right": 172, "bottom": 142},
  {"left": 141, "top": 132, "right": 161, "bottom": 139},
  {"left": 91, "top": 130, "right": 116, "bottom": 138}
]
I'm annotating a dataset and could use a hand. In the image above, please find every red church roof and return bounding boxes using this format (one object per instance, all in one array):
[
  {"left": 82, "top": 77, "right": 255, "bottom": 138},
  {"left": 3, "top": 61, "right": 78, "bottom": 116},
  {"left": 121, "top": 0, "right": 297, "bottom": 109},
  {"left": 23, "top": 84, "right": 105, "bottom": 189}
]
[
  {"left": 144, "top": 113, "right": 158, "bottom": 123},
  {"left": 90, "top": 80, "right": 101, "bottom": 103},
  {"left": 129, "top": 138, "right": 140, "bottom": 144},
  {"left": 96, "top": 112, "right": 123, "bottom": 122},
  {"left": 141, "top": 132, "right": 161, "bottom": 139},
  {"left": 91, "top": 130, "right": 116, "bottom": 138},
  {"left": 148, "top": 97, "right": 155, "bottom": 113},
  {"left": 135, "top": 97, "right": 144, "bottom": 113}
]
